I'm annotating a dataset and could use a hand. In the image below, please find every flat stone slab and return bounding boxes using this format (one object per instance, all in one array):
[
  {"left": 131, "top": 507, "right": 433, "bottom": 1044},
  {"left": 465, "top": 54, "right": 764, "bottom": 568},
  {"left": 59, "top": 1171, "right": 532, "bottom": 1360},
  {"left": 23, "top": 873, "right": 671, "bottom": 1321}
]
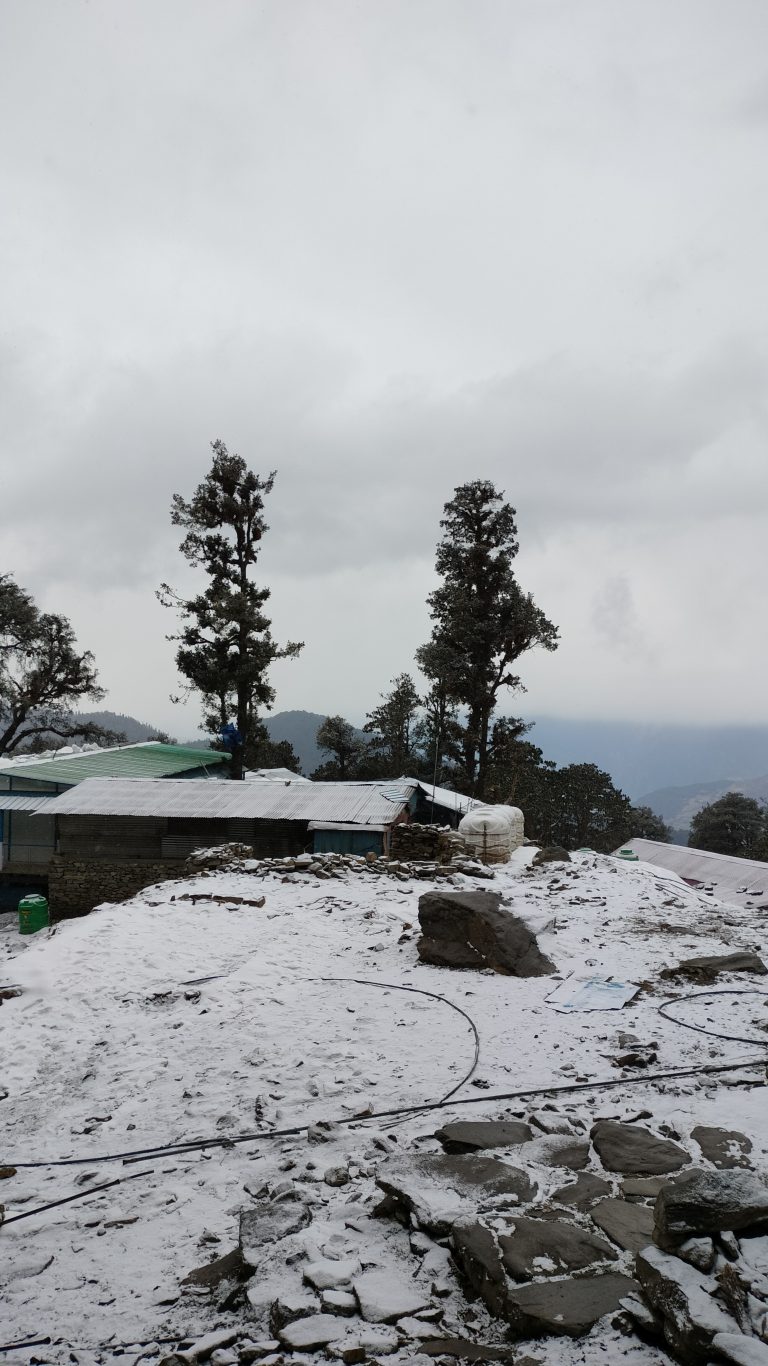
[
  {"left": 418, "top": 1340, "right": 522, "bottom": 1362},
  {"left": 506, "top": 1272, "right": 639, "bottom": 1338},
  {"left": 691, "top": 1126, "right": 753, "bottom": 1170},
  {"left": 376, "top": 1153, "right": 537, "bottom": 1237},
  {"left": 654, "top": 1168, "right": 768, "bottom": 1242},
  {"left": 279, "top": 1314, "right": 352, "bottom": 1350},
  {"left": 620, "top": 1176, "right": 667, "bottom": 1201},
  {"left": 590, "top": 1120, "right": 689, "bottom": 1175},
  {"left": 590, "top": 1198, "right": 655, "bottom": 1253},
  {"left": 434, "top": 1120, "right": 533, "bottom": 1153},
  {"left": 353, "top": 1269, "right": 429, "bottom": 1323},
  {"left": 498, "top": 1216, "right": 617, "bottom": 1280},
  {"left": 239, "top": 1202, "right": 311, "bottom": 1267},
  {"left": 551, "top": 1173, "right": 613, "bottom": 1211}
]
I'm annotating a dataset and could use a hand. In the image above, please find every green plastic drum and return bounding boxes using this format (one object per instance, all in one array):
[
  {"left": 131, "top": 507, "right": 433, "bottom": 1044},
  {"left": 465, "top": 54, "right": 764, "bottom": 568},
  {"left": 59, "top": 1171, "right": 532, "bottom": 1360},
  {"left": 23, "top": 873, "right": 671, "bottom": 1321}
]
[{"left": 18, "top": 894, "right": 49, "bottom": 935}]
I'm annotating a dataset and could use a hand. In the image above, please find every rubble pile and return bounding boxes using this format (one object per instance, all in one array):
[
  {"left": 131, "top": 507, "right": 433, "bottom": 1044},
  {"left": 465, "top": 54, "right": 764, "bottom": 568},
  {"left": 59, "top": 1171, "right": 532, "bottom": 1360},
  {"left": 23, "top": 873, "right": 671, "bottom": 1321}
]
[
  {"left": 185, "top": 846, "right": 494, "bottom": 884},
  {"left": 149, "top": 1101, "right": 768, "bottom": 1366}
]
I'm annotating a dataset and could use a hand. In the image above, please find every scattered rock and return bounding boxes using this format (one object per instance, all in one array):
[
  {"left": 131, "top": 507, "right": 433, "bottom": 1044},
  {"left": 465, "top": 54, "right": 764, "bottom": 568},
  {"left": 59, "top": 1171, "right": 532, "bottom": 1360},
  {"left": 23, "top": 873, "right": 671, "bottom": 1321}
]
[
  {"left": 323, "top": 1167, "right": 350, "bottom": 1187},
  {"left": 397, "top": 1316, "right": 440, "bottom": 1339},
  {"left": 529, "top": 1110, "right": 575, "bottom": 1136},
  {"left": 635, "top": 1245, "right": 736, "bottom": 1361},
  {"left": 434, "top": 1119, "right": 533, "bottom": 1153},
  {"left": 0, "top": 1166, "right": 16, "bottom": 1180},
  {"left": 417, "top": 889, "right": 555, "bottom": 976},
  {"left": 269, "top": 1289, "right": 318, "bottom": 1332},
  {"left": 278, "top": 1314, "right": 348, "bottom": 1351},
  {"left": 239, "top": 1203, "right": 311, "bottom": 1269},
  {"left": 303, "top": 1258, "right": 359, "bottom": 1290},
  {"left": 590, "top": 1198, "right": 655, "bottom": 1253},
  {"left": 691, "top": 1127, "right": 753, "bottom": 1170},
  {"left": 321, "top": 1290, "right": 357, "bottom": 1316},
  {"left": 180, "top": 1248, "right": 247, "bottom": 1291},
  {"left": 711, "top": 1331, "right": 768, "bottom": 1364},
  {"left": 590, "top": 1120, "right": 689, "bottom": 1175},
  {"left": 352, "top": 1268, "right": 429, "bottom": 1322},
  {"left": 660, "top": 951, "right": 767, "bottom": 983},
  {"left": 506, "top": 1271, "right": 640, "bottom": 1337},
  {"left": 677, "top": 1237, "right": 716, "bottom": 1273},
  {"left": 551, "top": 1173, "right": 613, "bottom": 1211},
  {"left": 376, "top": 1153, "right": 537, "bottom": 1237},
  {"left": 531, "top": 846, "right": 571, "bottom": 865}
]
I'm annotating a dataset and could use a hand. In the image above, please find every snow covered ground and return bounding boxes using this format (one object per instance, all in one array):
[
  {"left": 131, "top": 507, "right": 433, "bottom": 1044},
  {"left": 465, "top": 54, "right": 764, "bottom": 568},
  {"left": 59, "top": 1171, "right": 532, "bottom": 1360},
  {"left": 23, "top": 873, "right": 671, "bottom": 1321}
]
[{"left": 1, "top": 848, "right": 767, "bottom": 1364}]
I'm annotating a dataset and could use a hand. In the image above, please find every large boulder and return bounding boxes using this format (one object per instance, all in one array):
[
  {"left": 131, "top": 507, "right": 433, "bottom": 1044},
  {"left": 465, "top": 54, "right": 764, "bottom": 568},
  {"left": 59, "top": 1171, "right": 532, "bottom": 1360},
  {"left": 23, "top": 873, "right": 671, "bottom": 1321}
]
[
  {"left": 531, "top": 846, "right": 571, "bottom": 865},
  {"left": 417, "top": 890, "right": 555, "bottom": 976},
  {"left": 505, "top": 1272, "right": 639, "bottom": 1338},
  {"left": 660, "top": 951, "right": 767, "bottom": 983},
  {"left": 654, "top": 1169, "right": 768, "bottom": 1245}
]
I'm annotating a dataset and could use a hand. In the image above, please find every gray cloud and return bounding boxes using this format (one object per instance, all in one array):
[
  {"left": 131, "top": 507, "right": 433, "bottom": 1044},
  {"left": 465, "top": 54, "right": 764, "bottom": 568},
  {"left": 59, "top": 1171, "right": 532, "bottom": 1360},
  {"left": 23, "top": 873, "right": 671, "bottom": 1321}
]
[{"left": 1, "top": 0, "right": 767, "bottom": 732}]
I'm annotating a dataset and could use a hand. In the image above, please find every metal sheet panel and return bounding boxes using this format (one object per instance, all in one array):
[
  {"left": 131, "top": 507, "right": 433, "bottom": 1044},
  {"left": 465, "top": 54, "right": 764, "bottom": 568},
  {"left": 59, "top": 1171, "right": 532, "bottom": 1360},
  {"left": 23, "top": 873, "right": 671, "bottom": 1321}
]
[
  {"left": 0, "top": 793, "right": 58, "bottom": 812},
  {"left": 42, "top": 777, "right": 416, "bottom": 825},
  {"left": 614, "top": 838, "right": 768, "bottom": 898}
]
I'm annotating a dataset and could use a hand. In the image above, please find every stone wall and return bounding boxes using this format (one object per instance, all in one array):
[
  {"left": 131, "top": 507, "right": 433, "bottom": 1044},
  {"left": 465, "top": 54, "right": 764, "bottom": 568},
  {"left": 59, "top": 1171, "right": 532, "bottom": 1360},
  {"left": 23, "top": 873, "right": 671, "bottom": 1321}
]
[
  {"left": 390, "top": 823, "right": 465, "bottom": 864},
  {"left": 48, "top": 855, "right": 187, "bottom": 920}
]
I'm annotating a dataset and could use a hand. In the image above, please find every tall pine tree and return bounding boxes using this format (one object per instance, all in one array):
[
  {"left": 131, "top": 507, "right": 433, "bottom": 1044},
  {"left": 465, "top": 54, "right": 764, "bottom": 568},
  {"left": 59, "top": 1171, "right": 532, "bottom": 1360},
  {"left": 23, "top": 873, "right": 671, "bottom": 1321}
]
[
  {"left": 417, "top": 480, "right": 558, "bottom": 798},
  {"left": 160, "top": 441, "right": 302, "bottom": 779}
]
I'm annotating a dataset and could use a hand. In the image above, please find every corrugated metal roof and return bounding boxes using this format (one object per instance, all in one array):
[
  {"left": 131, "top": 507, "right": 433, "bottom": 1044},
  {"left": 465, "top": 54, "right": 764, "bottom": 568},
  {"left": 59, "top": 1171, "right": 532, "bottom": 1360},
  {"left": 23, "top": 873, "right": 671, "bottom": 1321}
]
[
  {"left": 414, "top": 780, "right": 480, "bottom": 816},
  {"left": 0, "top": 743, "right": 228, "bottom": 786},
  {"left": 0, "top": 793, "right": 57, "bottom": 813},
  {"left": 39, "top": 777, "right": 416, "bottom": 824},
  {"left": 615, "top": 838, "right": 768, "bottom": 898},
  {"left": 244, "top": 768, "right": 311, "bottom": 782}
]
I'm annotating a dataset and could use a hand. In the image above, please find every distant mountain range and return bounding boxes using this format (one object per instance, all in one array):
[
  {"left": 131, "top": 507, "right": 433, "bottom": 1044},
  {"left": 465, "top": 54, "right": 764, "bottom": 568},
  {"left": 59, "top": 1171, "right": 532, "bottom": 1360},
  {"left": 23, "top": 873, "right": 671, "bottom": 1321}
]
[
  {"left": 70, "top": 708, "right": 768, "bottom": 830},
  {"left": 637, "top": 773, "right": 768, "bottom": 831}
]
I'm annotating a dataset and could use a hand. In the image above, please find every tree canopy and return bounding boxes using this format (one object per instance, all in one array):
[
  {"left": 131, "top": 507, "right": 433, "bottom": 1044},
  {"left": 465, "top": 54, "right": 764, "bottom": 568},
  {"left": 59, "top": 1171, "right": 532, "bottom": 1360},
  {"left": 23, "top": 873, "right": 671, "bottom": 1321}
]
[
  {"left": 0, "top": 574, "right": 116, "bottom": 756},
  {"left": 159, "top": 441, "right": 303, "bottom": 779},
  {"left": 312, "top": 715, "right": 365, "bottom": 781},
  {"left": 416, "top": 480, "right": 558, "bottom": 798},
  {"left": 688, "top": 792, "right": 766, "bottom": 858}
]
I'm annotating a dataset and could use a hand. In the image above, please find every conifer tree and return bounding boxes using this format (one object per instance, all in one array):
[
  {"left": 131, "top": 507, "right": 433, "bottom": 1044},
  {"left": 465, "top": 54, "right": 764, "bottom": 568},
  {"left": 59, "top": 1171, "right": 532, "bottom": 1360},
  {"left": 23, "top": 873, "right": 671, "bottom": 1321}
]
[
  {"left": 160, "top": 441, "right": 302, "bottom": 779},
  {"left": 417, "top": 480, "right": 558, "bottom": 798}
]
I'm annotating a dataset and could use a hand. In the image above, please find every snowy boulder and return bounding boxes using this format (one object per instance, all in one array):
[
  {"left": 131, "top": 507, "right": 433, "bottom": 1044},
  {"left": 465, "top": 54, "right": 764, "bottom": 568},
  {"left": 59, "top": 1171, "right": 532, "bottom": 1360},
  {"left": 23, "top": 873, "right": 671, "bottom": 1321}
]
[
  {"left": 531, "top": 845, "right": 571, "bottom": 865},
  {"left": 417, "top": 890, "right": 555, "bottom": 976},
  {"left": 654, "top": 1169, "right": 768, "bottom": 1245},
  {"left": 352, "top": 1268, "right": 430, "bottom": 1322},
  {"left": 635, "top": 1245, "right": 736, "bottom": 1362}
]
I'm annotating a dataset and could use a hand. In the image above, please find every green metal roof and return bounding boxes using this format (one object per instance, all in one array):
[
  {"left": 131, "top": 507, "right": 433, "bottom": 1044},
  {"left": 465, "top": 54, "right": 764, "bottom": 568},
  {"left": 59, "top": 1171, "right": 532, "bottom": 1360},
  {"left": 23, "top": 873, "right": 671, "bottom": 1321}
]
[{"left": 0, "top": 743, "right": 228, "bottom": 787}]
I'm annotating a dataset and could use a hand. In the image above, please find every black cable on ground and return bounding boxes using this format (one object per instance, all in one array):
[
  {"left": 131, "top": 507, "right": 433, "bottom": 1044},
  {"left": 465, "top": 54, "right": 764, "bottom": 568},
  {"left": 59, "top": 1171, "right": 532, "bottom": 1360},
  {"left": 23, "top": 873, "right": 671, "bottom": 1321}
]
[
  {"left": 317, "top": 975, "right": 481, "bottom": 1105},
  {"left": 1, "top": 1167, "right": 153, "bottom": 1226},
  {"left": 658, "top": 989, "right": 768, "bottom": 1047},
  {"left": 6, "top": 1055, "right": 765, "bottom": 1171}
]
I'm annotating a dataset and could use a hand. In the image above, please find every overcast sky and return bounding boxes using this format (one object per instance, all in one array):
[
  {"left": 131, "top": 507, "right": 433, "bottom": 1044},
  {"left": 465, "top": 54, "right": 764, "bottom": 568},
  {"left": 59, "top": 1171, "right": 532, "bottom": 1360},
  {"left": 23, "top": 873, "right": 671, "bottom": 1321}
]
[{"left": 2, "top": 0, "right": 767, "bottom": 738}]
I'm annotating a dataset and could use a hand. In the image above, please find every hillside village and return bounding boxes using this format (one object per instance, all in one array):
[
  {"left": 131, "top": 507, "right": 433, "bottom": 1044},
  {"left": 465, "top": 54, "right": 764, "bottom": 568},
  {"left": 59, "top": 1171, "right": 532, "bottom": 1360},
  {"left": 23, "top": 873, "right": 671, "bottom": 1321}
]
[{"left": 3, "top": 6, "right": 768, "bottom": 1366}]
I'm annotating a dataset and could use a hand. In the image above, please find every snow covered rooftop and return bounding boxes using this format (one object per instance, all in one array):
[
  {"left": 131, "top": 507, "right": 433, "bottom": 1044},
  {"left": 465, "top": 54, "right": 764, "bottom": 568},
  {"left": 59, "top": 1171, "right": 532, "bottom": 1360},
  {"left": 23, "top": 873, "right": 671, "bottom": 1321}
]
[
  {"left": 0, "top": 741, "right": 228, "bottom": 785},
  {"left": 40, "top": 776, "right": 417, "bottom": 824},
  {"left": 412, "top": 779, "right": 482, "bottom": 815},
  {"left": 618, "top": 837, "right": 768, "bottom": 898}
]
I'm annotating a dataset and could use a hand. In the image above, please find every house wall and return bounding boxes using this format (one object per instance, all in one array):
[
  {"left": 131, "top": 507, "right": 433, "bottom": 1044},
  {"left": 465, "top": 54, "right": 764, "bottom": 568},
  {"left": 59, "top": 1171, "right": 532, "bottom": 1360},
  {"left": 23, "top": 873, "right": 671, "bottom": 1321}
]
[
  {"left": 50, "top": 813, "right": 313, "bottom": 917},
  {"left": 48, "top": 854, "right": 189, "bottom": 919}
]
